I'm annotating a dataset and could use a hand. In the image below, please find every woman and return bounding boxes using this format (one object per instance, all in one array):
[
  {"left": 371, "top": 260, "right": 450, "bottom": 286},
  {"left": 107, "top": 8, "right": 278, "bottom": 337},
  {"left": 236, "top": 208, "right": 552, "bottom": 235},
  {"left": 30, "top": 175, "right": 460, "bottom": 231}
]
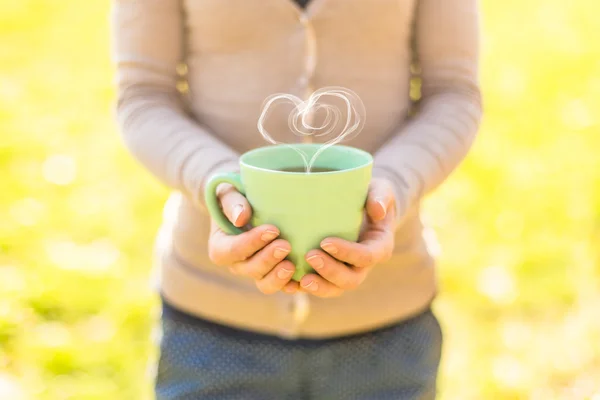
[{"left": 112, "top": 0, "right": 481, "bottom": 398}]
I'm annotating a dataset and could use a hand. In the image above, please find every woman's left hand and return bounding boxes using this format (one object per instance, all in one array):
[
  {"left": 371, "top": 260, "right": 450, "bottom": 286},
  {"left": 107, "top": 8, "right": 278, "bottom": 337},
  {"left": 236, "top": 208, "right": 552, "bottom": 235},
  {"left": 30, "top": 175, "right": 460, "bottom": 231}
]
[{"left": 300, "top": 178, "right": 397, "bottom": 297}]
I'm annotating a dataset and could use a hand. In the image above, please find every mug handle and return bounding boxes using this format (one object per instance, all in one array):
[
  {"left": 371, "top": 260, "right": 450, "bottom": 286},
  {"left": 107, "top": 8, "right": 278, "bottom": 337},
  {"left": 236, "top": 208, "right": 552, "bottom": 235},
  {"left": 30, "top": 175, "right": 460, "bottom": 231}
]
[{"left": 204, "top": 172, "right": 246, "bottom": 235}]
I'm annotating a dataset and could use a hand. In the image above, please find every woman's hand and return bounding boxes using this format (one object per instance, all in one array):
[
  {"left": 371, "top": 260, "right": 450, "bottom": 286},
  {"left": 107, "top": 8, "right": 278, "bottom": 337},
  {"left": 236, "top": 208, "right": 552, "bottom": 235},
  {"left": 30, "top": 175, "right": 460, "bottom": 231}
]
[
  {"left": 208, "top": 183, "right": 300, "bottom": 295},
  {"left": 299, "top": 178, "right": 396, "bottom": 298}
]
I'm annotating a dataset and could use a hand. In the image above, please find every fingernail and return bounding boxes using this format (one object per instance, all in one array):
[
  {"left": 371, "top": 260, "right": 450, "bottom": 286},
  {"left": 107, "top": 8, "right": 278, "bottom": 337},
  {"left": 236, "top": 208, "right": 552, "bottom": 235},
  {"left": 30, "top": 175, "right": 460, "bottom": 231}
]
[
  {"left": 307, "top": 255, "right": 324, "bottom": 269},
  {"left": 321, "top": 243, "right": 338, "bottom": 255},
  {"left": 283, "top": 286, "right": 297, "bottom": 294},
  {"left": 277, "top": 268, "right": 294, "bottom": 279},
  {"left": 302, "top": 281, "right": 319, "bottom": 292},
  {"left": 375, "top": 197, "right": 387, "bottom": 217},
  {"left": 273, "top": 247, "right": 289, "bottom": 259},
  {"left": 261, "top": 229, "right": 279, "bottom": 242},
  {"left": 232, "top": 204, "right": 244, "bottom": 224}
]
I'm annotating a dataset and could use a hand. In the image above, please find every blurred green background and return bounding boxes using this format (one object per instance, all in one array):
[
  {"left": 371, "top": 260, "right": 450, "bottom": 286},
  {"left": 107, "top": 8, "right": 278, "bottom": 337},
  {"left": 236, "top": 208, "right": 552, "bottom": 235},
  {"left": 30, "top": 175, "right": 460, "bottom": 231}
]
[{"left": 1, "top": 0, "right": 599, "bottom": 399}]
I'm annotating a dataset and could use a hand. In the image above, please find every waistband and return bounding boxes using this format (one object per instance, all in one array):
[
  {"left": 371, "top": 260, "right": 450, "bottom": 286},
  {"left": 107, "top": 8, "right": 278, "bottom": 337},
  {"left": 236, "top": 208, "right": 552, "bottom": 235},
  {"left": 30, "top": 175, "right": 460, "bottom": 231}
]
[{"left": 160, "top": 294, "right": 433, "bottom": 345}]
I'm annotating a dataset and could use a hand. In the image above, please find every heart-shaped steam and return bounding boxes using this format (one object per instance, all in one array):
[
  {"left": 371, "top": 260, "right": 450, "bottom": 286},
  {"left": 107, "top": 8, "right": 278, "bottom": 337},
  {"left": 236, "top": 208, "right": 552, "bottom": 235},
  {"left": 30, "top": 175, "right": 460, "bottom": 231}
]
[{"left": 257, "top": 86, "right": 366, "bottom": 172}]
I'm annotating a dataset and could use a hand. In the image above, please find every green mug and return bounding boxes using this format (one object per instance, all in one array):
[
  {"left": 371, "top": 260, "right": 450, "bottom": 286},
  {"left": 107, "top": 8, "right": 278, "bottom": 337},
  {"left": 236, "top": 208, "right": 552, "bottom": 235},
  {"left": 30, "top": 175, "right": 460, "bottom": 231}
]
[{"left": 204, "top": 144, "right": 373, "bottom": 281}]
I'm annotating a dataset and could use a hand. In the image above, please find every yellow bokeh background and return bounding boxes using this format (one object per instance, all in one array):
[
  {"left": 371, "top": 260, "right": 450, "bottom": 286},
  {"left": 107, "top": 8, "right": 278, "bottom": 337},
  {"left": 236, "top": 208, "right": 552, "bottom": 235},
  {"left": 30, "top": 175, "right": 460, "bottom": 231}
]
[{"left": 1, "top": 1, "right": 599, "bottom": 399}]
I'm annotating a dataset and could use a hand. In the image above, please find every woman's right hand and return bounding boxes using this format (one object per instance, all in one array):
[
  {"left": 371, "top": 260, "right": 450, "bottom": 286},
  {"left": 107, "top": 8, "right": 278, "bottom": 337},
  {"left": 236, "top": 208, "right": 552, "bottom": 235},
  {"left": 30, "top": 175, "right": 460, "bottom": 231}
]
[{"left": 208, "top": 183, "right": 299, "bottom": 295}]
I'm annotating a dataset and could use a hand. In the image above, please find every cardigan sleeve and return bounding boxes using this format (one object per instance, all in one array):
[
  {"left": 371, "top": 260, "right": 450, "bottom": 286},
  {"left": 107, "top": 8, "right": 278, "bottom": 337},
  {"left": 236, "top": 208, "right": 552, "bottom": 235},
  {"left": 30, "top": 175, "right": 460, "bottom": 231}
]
[
  {"left": 371, "top": 0, "right": 483, "bottom": 224},
  {"left": 111, "top": 0, "right": 239, "bottom": 207}
]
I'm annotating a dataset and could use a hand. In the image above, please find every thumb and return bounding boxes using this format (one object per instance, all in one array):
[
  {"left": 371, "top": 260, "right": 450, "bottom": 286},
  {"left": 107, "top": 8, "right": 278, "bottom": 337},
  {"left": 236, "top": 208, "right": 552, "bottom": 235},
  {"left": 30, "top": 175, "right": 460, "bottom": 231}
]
[
  {"left": 216, "top": 183, "right": 252, "bottom": 227},
  {"left": 366, "top": 179, "right": 395, "bottom": 222}
]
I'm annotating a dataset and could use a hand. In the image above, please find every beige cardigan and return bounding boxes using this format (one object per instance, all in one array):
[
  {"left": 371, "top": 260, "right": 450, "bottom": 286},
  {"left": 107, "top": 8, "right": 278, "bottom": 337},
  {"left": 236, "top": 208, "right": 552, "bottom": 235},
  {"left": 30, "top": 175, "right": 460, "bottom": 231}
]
[{"left": 111, "top": 0, "right": 482, "bottom": 339}]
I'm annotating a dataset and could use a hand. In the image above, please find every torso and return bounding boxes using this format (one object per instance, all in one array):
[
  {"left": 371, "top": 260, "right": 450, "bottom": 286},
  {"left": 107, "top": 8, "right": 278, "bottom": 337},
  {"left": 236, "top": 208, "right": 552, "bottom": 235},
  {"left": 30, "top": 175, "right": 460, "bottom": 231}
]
[
  {"left": 181, "top": 0, "right": 416, "bottom": 153},
  {"left": 162, "top": 0, "right": 435, "bottom": 338}
]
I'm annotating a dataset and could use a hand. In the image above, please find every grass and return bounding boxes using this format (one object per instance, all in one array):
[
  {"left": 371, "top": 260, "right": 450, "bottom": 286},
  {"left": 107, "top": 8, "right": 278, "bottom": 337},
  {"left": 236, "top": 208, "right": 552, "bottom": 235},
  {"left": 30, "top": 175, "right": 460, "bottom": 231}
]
[{"left": 1, "top": 0, "right": 599, "bottom": 399}]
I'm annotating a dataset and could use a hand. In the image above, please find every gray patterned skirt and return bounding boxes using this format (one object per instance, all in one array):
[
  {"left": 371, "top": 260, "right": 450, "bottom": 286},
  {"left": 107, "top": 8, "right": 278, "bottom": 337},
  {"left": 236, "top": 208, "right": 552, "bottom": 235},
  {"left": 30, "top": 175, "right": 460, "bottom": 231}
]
[{"left": 156, "top": 300, "right": 442, "bottom": 400}]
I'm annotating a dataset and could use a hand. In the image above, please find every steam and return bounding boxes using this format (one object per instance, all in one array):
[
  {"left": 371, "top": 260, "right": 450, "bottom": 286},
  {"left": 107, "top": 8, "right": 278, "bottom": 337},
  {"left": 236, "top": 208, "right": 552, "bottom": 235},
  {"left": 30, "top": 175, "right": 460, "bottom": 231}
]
[{"left": 257, "top": 86, "right": 365, "bottom": 172}]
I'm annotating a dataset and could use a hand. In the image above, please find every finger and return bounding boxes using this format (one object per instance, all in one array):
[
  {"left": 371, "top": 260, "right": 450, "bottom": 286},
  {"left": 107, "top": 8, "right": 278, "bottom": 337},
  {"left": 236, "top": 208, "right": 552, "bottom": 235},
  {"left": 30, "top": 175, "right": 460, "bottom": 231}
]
[
  {"left": 282, "top": 281, "right": 300, "bottom": 294},
  {"left": 255, "top": 261, "right": 297, "bottom": 295},
  {"left": 319, "top": 238, "right": 375, "bottom": 269},
  {"left": 359, "top": 211, "right": 396, "bottom": 264},
  {"left": 366, "top": 179, "right": 395, "bottom": 222},
  {"left": 217, "top": 183, "right": 252, "bottom": 227},
  {"left": 234, "top": 239, "right": 291, "bottom": 280},
  {"left": 299, "top": 274, "right": 344, "bottom": 298},
  {"left": 208, "top": 224, "right": 279, "bottom": 266},
  {"left": 305, "top": 250, "right": 367, "bottom": 290}
]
